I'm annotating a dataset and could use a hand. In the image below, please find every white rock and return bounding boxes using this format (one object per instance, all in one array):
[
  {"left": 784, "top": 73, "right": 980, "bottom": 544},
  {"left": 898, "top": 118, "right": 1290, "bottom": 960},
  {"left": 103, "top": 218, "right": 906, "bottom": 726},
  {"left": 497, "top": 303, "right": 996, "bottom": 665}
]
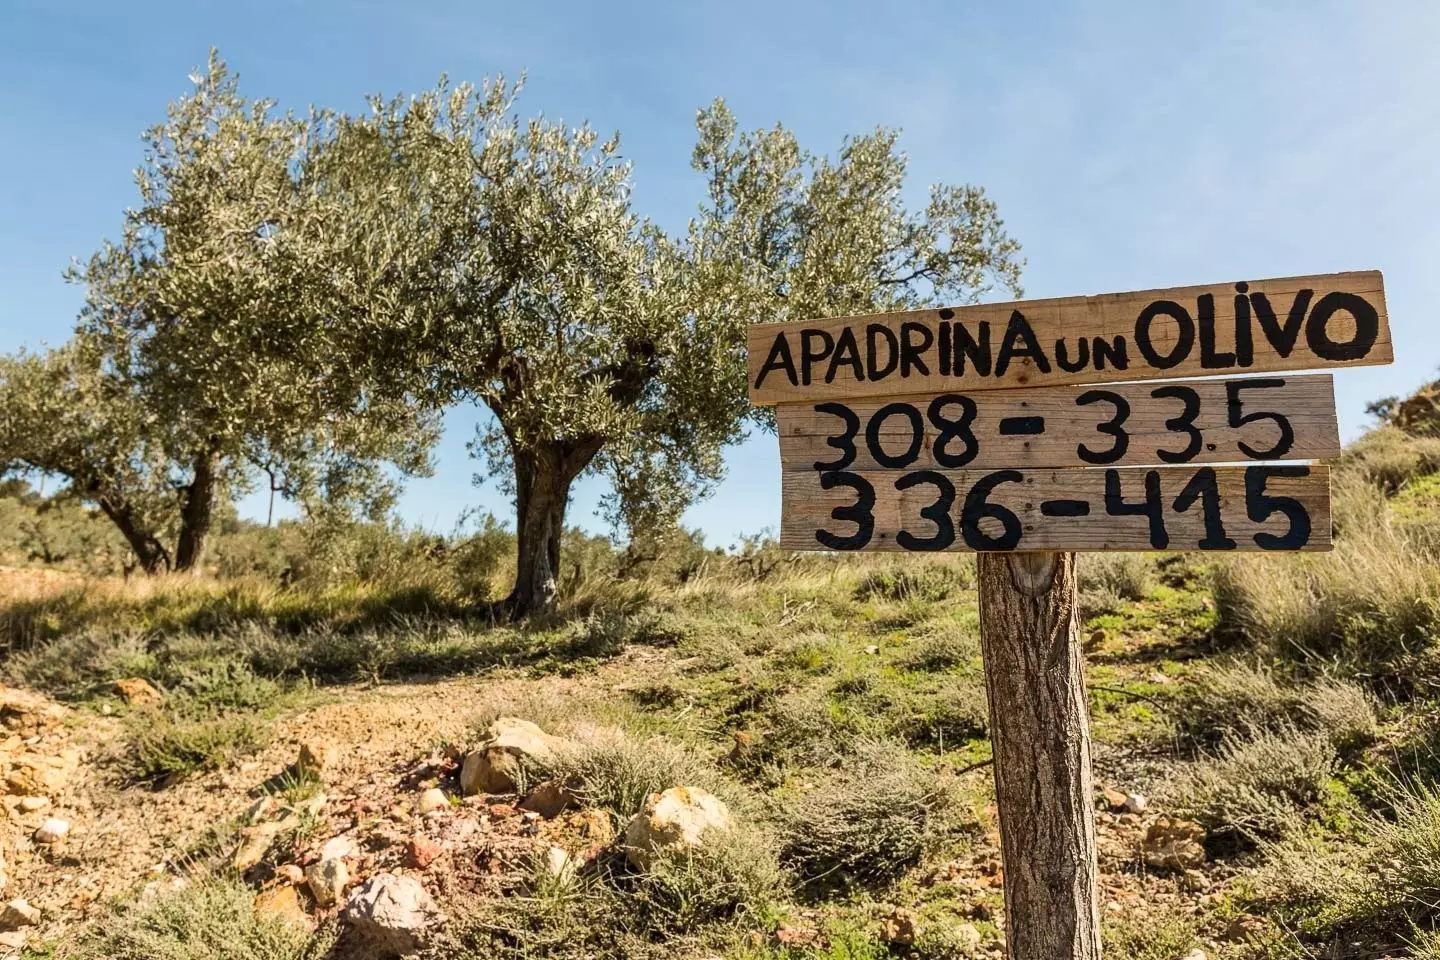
[
  {"left": 306, "top": 857, "right": 349, "bottom": 907},
  {"left": 0, "top": 899, "right": 39, "bottom": 930},
  {"left": 544, "top": 846, "right": 575, "bottom": 879},
  {"left": 319, "top": 836, "right": 357, "bottom": 861},
  {"left": 1123, "top": 793, "right": 1149, "bottom": 815},
  {"left": 459, "top": 718, "right": 565, "bottom": 796},
  {"left": 1181, "top": 951, "right": 1207, "bottom": 960},
  {"left": 624, "top": 786, "right": 732, "bottom": 869},
  {"left": 17, "top": 797, "right": 48, "bottom": 813},
  {"left": 344, "top": 873, "right": 442, "bottom": 955},
  {"left": 417, "top": 788, "right": 448, "bottom": 814},
  {"left": 33, "top": 818, "right": 69, "bottom": 844}
]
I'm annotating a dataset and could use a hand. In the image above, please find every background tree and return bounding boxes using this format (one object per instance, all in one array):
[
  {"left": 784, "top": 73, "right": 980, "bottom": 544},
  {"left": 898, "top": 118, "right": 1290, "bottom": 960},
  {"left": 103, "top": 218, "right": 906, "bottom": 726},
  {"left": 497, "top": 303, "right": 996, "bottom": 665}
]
[
  {"left": 0, "top": 52, "right": 437, "bottom": 574},
  {"left": 306, "top": 80, "right": 1022, "bottom": 617}
]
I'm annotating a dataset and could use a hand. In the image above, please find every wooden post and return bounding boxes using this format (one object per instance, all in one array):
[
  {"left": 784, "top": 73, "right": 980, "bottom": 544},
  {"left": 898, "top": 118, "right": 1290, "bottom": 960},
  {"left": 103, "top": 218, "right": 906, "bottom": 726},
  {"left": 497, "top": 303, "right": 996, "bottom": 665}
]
[{"left": 978, "top": 551, "right": 1101, "bottom": 960}]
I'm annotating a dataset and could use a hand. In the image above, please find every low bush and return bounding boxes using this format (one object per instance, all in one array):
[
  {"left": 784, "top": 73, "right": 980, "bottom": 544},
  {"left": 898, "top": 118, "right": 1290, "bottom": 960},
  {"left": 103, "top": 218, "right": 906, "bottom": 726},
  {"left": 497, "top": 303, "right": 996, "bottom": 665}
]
[
  {"left": 1338, "top": 423, "right": 1440, "bottom": 494},
  {"left": 854, "top": 560, "right": 973, "bottom": 604},
  {"left": 1177, "top": 662, "right": 1377, "bottom": 755},
  {"left": 898, "top": 624, "right": 980, "bottom": 673},
  {"left": 549, "top": 730, "right": 720, "bottom": 821},
  {"left": 1078, "top": 553, "right": 1154, "bottom": 620},
  {"left": 1170, "top": 726, "right": 1334, "bottom": 841},
  {"left": 66, "top": 878, "right": 333, "bottom": 960},
  {"left": 778, "top": 743, "right": 958, "bottom": 889}
]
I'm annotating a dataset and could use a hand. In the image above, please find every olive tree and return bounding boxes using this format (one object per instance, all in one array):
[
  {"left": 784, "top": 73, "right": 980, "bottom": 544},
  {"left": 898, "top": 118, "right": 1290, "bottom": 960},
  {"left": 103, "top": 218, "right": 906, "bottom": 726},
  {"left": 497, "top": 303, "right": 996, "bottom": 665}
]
[
  {"left": 306, "top": 78, "right": 1021, "bottom": 617},
  {"left": 0, "top": 53, "right": 436, "bottom": 574}
]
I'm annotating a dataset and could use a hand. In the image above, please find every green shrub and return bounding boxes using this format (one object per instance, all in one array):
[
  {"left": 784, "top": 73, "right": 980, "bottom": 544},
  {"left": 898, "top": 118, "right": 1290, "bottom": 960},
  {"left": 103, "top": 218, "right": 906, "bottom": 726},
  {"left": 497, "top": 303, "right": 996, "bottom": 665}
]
[
  {"left": 1177, "top": 662, "right": 1377, "bottom": 755},
  {"left": 1211, "top": 513, "right": 1440, "bottom": 678},
  {"left": 129, "top": 713, "right": 266, "bottom": 783},
  {"left": 549, "top": 730, "right": 719, "bottom": 820},
  {"left": 898, "top": 625, "right": 980, "bottom": 672},
  {"left": 778, "top": 743, "right": 956, "bottom": 888},
  {"left": 854, "top": 561, "right": 972, "bottom": 604},
  {"left": 1339, "top": 423, "right": 1440, "bottom": 493},
  {"left": 1171, "top": 727, "right": 1334, "bottom": 840},
  {"left": 1079, "top": 553, "right": 1154, "bottom": 619},
  {"left": 66, "top": 878, "right": 332, "bottom": 960}
]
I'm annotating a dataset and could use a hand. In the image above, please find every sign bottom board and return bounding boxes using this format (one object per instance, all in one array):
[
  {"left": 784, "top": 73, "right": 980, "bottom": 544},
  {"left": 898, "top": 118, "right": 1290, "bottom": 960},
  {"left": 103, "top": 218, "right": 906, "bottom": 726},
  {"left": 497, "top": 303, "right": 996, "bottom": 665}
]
[{"left": 781, "top": 464, "right": 1331, "bottom": 553}]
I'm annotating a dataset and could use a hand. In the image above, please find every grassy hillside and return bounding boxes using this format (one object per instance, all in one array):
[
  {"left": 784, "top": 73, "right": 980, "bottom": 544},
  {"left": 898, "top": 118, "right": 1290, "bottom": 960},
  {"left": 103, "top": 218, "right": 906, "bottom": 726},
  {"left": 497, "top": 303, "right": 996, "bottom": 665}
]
[{"left": 5, "top": 388, "right": 1440, "bottom": 959}]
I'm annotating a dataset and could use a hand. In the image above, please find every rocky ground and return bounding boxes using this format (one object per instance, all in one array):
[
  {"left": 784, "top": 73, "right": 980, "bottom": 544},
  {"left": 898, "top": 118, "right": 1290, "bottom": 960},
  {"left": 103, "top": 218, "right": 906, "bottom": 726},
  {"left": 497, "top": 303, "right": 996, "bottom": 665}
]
[{"left": 0, "top": 626, "right": 1266, "bottom": 959}]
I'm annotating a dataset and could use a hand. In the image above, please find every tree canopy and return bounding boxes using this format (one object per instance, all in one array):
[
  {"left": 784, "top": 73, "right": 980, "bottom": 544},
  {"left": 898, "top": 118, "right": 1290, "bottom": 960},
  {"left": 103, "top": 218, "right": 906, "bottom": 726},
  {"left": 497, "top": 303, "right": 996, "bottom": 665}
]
[
  {"left": 0, "top": 53, "right": 1021, "bottom": 610},
  {"left": 0, "top": 53, "right": 437, "bottom": 573},
  {"left": 299, "top": 77, "right": 1022, "bottom": 615}
]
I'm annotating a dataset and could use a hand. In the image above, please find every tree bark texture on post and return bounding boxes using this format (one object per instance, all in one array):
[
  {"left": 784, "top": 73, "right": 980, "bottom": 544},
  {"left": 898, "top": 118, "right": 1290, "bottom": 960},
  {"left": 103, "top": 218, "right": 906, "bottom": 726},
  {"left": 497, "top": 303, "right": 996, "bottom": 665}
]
[{"left": 977, "top": 551, "right": 1101, "bottom": 960}]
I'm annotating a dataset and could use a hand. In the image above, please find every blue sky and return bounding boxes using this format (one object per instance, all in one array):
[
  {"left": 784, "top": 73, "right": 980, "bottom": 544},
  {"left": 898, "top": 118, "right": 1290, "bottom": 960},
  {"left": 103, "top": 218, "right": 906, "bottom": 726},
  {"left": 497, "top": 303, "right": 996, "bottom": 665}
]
[{"left": 3, "top": 0, "right": 1437, "bottom": 547}]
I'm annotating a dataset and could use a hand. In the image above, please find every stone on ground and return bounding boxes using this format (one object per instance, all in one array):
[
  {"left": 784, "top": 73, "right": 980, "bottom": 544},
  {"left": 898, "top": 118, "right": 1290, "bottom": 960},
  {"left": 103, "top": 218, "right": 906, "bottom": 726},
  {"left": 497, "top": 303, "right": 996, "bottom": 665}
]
[
  {"left": 623, "top": 786, "right": 732, "bottom": 869},
  {"left": 297, "top": 740, "right": 338, "bottom": 780},
  {"left": 1142, "top": 816, "right": 1207, "bottom": 871},
  {"left": 0, "top": 899, "right": 39, "bottom": 930},
  {"left": 344, "top": 873, "right": 442, "bottom": 955},
  {"left": 6, "top": 749, "right": 79, "bottom": 796},
  {"left": 253, "top": 885, "right": 311, "bottom": 929},
  {"left": 520, "top": 778, "right": 577, "bottom": 819},
  {"left": 306, "top": 856, "right": 349, "bottom": 907},
  {"left": 459, "top": 718, "right": 565, "bottom": 796},
  {"left": 417, "top": 787, "right": 448, "bottom": 814},
  {"left": 113, "top": 678, "right": 162, "bottom": 707},
  {"left": 33, "top": 818, "right": 69, "bottom": 844},
  {"left": 880, "top": 906, "right": 917, "bottom": 945}
]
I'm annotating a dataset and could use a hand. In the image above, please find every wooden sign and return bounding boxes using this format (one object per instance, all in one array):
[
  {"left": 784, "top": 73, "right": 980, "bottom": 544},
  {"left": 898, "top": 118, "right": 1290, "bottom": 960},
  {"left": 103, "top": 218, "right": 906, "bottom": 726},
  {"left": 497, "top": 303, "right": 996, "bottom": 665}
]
[
  {"left": 749, "top": 271, "right": 1389, "bottom": 404},
  {"left": 750, "top": 269, "right": 1391, "bottom": 959},
  {"left": 781, "top": 464, "right": 1331, "bottom": 553},
  {"left": 778, "top": 374, "right": 1340, "bottom": 473}
]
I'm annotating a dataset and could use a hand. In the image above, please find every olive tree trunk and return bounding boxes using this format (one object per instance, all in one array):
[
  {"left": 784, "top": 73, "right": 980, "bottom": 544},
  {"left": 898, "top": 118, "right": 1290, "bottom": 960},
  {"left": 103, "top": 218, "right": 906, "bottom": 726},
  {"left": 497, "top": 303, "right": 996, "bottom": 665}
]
[
  {"left": 977, "top": 551, "right": 1101, "bottom": 960},
  {"left": 507, "top": 439, "right": 603, "bottom": 619},
  {"left": 95, "top": 493, "right": 170, "bottom": 574},
  {"left": 174, "top": 450, "right": 219, "bottom": 574}
]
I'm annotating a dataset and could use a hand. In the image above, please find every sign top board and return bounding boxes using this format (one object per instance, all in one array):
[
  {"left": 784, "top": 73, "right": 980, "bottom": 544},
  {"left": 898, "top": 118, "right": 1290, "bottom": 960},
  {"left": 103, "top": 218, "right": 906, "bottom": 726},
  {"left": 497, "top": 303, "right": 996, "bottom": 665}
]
[{"left": 748, "top": 271, "right": 1389, "bottom": 405}]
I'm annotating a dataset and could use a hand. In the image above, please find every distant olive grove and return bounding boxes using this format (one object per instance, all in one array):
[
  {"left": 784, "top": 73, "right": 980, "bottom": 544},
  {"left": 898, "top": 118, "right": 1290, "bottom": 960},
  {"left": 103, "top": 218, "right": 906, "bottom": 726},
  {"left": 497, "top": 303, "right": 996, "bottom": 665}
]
[{"left": 0, "top": 50, "right": 1022, "bottom": 617}]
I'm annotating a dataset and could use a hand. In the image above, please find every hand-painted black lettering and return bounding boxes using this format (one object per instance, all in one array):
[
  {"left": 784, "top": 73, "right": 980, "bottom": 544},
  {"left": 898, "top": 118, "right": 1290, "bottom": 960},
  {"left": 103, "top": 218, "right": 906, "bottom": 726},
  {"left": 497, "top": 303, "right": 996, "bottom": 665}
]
[
  {"left": 1105, "top": 469, "right": 1168, "bottom": 548},
  {"left": 1234, "top": 286, "right": 1254, "bottom": 367},
  {"left": 800, "top": 329, "right": 834, "bottom": 386},
  {"left": 1226, "top": 379, "right": 1294, "bottom": 459},
  {"left": 1305, "top": 291, "right": 1380, "bottom": 361},
  {"left": 938, "top": 321, "right": 953, "bottom": 376},
  {"left": 952, "top": 321, "right": 992, "bottom": 376},
  {"left": 1197, "top": 293, "right": 1236, "bottom": 369},
  {"left": 1076, "top": 390, "right": 1131, "bottom": 464},
  {"left": 1041, "top": 499, "right": 1091, "bottom": 517},
  {"left": 815, "top": 471, "right": 875, "bottom": 550},
  {"left": 826, "top": 327, "right": 865, "bottom": 383},
  {"left": 895, "top": 471, "right": 956, "bottom": 551},
  {"left": 995, "top": 310, "right": 1052, "bottom": 376},
  {"left": 1251, "top": 289, "right": 1311, "bottom": 358},
  {"left": 1134, "top": 300, "right": 1195, "bottom": 369},
  {"left": 938, "top": 308, "right": 955, "bottom": 320},
  {"left": 812, "top": 402, "right": 859, "bottom": 471},
  {"left": 866, "top": 324, "right": 899, "bottom": 381},
  {"left": 753, "top": 333, "right": 797, "bottom": 389},
  {"left": 865, "top": 402, "right": 924, "bottom": 468},
  {"left": 1092, "top": 335, "right": 1129, "bottom": 371},
  {"left": 900, "top": 322, "right": 934, "bottom": 377},
  {"left": 998, "top": 416, "right": 1045, "bottom": 435},
  {"left": 1055, "top": 337, "right": 1090, "bottom": 372},
  {"left": 1151, "top": 384, "right": 1202, "bottom": 463},
  {"left": 1245, "top": 465, "right": 1311, "bottom": 549},
  {"left": 961, "top": 470, "right": 1024, "bottom": 550},
  {"left": 1172, "top": 467, "right": 1236, "bottom": 549},
  {"left": 928, "top": 394, "right": 979, "bottom": 468}
]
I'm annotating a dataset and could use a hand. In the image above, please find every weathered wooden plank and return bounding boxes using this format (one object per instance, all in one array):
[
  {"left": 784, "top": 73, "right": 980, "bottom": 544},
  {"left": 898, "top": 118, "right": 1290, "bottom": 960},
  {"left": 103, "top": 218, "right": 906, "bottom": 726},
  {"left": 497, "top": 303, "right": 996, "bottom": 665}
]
[
  {"left": 780, "top": 464, "right": 1331, "bottom": 552},
  {"left": 777, "top": 374, "right": 1338, "bottom": 472},
  {"left": 749, "top": 271, "right": 1389, "bottom": 404}
]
